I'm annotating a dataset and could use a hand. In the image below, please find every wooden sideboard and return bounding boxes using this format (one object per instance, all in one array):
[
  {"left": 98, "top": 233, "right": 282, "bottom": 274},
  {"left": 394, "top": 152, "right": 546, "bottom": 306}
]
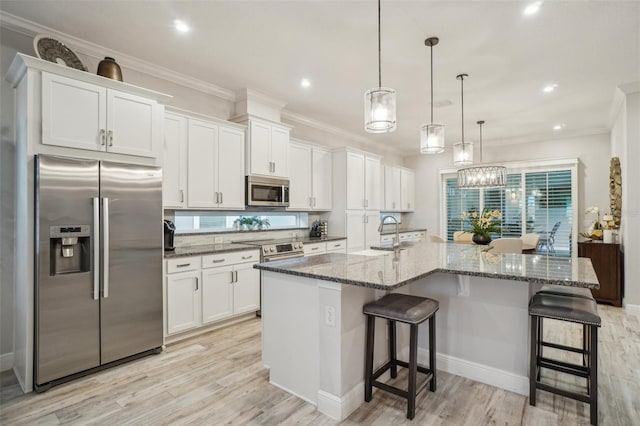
[{"left": 578, "top": 241, "right": 623, "bottom": 306}]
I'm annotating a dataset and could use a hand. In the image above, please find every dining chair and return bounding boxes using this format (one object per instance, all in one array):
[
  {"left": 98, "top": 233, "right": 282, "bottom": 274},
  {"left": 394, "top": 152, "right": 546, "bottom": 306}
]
[
  {"left": 520, "top": 233, "right": 541, "bottom": 253},
  {"left": 453, "top": 231, "right": 473, "bottom": 244},
  {"left": 538, "top": 222, "right": 561, "bottom": 254},
  {"left": 489, "top": 238, "right": 523, "bottom": 254},
  {"left": 428, "top": 234, "right": 446, "bottom": 243}
]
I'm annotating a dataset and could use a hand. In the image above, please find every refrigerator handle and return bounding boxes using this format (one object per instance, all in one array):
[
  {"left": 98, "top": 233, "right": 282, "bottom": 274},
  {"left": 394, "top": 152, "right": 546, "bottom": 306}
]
[
  {"left": 102, "top": 197, "right": 110, "bottom": 298},
  {"left": 93, "top": 197, "right": 100, "bottom": 300}
]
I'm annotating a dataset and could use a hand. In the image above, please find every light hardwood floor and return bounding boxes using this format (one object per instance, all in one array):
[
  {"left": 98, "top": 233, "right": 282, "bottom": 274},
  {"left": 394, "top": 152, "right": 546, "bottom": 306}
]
[{"left": 1, "top": 305, "right": 638, "bottom": 425}]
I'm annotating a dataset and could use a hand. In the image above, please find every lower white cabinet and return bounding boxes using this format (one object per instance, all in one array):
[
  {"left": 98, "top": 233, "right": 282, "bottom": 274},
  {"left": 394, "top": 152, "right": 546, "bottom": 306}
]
[
  {"left": 165, "top": 250, "right": 260, "bottom": 337},
  {"left": 346, "top": 211, "right": 380, "bottom": 252},
  {"left": 326, "top": 240, "right": 347, "bottom": 253},
  {"left": 380, "top": 231, "right": 426, "bottom": 244},
  {"left": 304, "top": 242, "right": 327, "bottom": 256}
]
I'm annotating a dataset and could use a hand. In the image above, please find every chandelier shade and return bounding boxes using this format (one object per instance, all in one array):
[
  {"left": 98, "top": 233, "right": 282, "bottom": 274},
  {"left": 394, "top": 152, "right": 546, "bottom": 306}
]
[
  {"left": 457, "top": 120, "right": 507, "bottom": 188},
  {"left": 420, "top": 37, "right": 444, "bottom": 154},
  {"left": 364, "top": 0, "right": 396, "bottom": 133}
]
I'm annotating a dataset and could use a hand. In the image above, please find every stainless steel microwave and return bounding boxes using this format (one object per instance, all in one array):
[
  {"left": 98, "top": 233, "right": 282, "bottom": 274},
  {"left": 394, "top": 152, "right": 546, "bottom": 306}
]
[{"left": 246, "top": 176, "right": 290, "bottom": 207}]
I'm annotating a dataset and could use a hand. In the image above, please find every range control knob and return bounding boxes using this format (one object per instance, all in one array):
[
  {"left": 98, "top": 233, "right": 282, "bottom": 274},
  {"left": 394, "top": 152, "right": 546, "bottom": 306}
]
[
  {"left": 263, "top": 248, "right": 268, "bottom": 253},
  {"left": 270, "top": 247, "right": 275, "bottom": 252}
]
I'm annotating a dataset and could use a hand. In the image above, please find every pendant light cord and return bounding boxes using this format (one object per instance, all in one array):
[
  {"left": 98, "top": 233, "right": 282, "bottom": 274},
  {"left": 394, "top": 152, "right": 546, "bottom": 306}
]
[
  {"left": 460, "top": 76, "right": 464, "bottom": 146},
  {"left": 479, "top": 121, "right": 483, "bottom": 163},
  {"left": 378, "top": 0, "right": 381, "bottom": 88},
  {"left": 430, "top": 44, "right": 433, "bottom": 123}
]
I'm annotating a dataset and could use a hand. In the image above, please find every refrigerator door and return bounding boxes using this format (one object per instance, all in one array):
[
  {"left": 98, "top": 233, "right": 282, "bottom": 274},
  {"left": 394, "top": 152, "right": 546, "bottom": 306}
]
[
  {"left": 99, "top": 161, "right": 163, "bottom": 363},
  {"left": 35, "top": 155, "right": 100, "bottom": 385}
]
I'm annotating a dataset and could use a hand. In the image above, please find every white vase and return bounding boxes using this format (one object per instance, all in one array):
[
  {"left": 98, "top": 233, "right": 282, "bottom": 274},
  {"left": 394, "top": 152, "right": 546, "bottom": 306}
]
[{"left": 603, "top": 229, "right": 613, "bottom": 244}]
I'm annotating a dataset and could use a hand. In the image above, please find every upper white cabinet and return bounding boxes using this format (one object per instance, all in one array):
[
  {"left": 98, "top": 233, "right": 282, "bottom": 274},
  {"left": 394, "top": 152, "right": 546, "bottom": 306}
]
[
  {"left": 163, "top": 113, "right": 188, "bottom": 208},
  {"left": 240, "top": 117, "right": 291, "bottom": 178},
  {"left": 42, "top": 72, "right": 160, "bottom": 158},
  {"left": 383, "top": 166, "right": 415, "bottom": 212},
  {"left": 288, "top": 139, "right": 332, "bottom": 211},
  {"left": 186, "top": 118, "right": 245, "bottom": 210},
  {"left": 343, "top": 150, "right": 381, "bottom": 210}
]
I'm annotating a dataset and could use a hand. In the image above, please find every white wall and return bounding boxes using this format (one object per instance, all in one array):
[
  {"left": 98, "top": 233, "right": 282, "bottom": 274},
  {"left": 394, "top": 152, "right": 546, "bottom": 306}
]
[
  {"left": 611, "top": 87, "right": 640, "bottom": 312},
  {"left": 403, "top": 133, "right": 611, "bottom": 238}
]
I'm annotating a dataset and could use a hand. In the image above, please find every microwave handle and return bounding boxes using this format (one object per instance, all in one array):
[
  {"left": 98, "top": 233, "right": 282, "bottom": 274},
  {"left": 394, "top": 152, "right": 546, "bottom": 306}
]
[{"left": 282, "top": 185, "right": 289, "bottom": 203}]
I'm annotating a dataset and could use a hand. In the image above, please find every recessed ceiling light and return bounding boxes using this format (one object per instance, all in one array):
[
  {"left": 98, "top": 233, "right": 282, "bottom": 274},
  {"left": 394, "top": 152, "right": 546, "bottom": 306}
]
[
  {"left": 553, "top": 124, "right": 566, "bottom": 131},
  {"left": 543, "top": 84, "right": 558, "bottom": 93},
  {"left": 300, "top": 78, "right": 311, "bottom": 88},
  {"left": 523, "top": 1, "right": 542, "bottom": 16},
  {"left": 174, "top": 19, "right": 191, "bottom": 33}
]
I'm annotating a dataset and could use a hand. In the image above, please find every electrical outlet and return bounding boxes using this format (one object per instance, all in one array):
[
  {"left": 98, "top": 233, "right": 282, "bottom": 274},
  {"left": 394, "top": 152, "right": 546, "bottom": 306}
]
[{"left": 325, "top": 305, "right": 336, "bottom": 327}]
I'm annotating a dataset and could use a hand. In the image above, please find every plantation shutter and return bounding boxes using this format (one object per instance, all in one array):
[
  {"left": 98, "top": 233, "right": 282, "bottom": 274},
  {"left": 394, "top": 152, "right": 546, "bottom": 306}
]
[{"left": 445, "top": 178, "right": 480, "bottom": 241}]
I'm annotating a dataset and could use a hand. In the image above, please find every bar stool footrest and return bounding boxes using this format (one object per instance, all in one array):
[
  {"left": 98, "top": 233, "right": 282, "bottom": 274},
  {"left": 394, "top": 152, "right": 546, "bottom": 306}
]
[
  {"left": 539, "top": 357, "right": 590, "bottom": 378},
  {"left": 536, "top": 381, "right": 591, "bottom": 403},
  {"left": 372, "top": 360, "right": 434, "bottom": 399},
  {"left": 541, "top": 340, "right": 588, "bottom": 355}
]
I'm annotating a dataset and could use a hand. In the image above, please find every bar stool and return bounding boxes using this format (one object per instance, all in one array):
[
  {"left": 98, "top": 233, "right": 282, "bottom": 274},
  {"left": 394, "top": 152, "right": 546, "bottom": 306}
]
[
  {"left": 529, "top": 292, "right": 601, "bottom": 425},
  {"left": 363, "top": 293, "right": 438, "bottom": 420}
]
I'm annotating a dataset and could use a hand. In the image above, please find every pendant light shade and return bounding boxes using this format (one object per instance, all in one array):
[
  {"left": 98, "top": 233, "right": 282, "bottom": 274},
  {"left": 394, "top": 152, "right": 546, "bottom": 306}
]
[
  {"left": 457, "top": 120, "right": 507, "bottom": 188},
  {"left": 364, "top": 0, "right": 396, "bottom": 133},
  {"left": 453, "top": 74, "right": 473, "bottom": 165},
  {"left": 420, "top": 37, "right": 444, "bottom": 154}
]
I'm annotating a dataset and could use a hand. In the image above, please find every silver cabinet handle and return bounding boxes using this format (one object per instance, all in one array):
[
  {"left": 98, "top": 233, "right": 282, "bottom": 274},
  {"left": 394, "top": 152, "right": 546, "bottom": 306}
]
[
  {"left": 215, "top": 192, "right": 219, "bottom": 204},
  {"left": 230, "top": 271, "right": 234, "bottom": 283},
  {"left": 241, "top": 255, "right": 253, "bottom": 260},
  {"left": 220, "top": 192, "right": 223, "bottom": 204},
  {"left": 107, "top": 130, "right": 113, "bottom": 147},
  {"left": 99, "top": 129, "right": 106, "bottom": 146},
  {"left": 234, "top": 270, "right": 238, "bottom": 283},
  {"left": 102, "top": 197, "right": 109, "bottom": 298},
  {"left": 177, "top": 263, "right": 191, "bottom": 267},
  {"left": 311, "top": 247, "right": 319, "bottom": 251},
  {"left": 309, "top": 197, "right": 313, "bottom": 207},
  {"left": 313, "top": 197, "right": 316, "bottom": 207},
  {"left": 93, "top": 197, "right": 100, "bottom": 300},
  {"left": 180, "top": 189, "right": 184, "bottom": 203},
  {"left": 212, "top": 259, "right": 225, "bottom": 264},
  {"left": 195, "top": 277, "right": 199, "bottom": 291},
  {"left": 333, "top": 244, "right": 341, "bottom": 248}
]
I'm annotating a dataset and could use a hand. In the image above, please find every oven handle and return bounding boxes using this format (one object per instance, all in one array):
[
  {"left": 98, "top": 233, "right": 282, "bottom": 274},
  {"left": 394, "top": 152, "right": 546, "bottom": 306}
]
[{"left": 263, "top": 253, "right": 304, "bottom": 262}]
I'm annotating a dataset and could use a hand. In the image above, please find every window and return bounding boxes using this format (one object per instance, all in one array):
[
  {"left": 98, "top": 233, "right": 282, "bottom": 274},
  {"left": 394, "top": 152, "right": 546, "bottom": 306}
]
[
  {"left": 174, "top": 211, "right": 309, "bottom": 232},
  {"left": 442, "top": 162, "right": 576, "bottom": 256}
]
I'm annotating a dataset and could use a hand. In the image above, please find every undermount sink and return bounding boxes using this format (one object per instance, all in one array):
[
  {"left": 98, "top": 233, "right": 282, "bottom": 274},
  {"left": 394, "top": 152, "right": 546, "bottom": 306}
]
[
  {"left": 370, "top": 241, "right": 417, "bottom": 251},
  {"left": 352, "top": 249, "right": 392, "bottom": 257}
]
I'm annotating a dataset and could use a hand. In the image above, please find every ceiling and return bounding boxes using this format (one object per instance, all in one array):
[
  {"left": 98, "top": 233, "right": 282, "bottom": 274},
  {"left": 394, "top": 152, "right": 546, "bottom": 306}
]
[{"left": 1, "top": 1, "right": 639, "bottom": 155}]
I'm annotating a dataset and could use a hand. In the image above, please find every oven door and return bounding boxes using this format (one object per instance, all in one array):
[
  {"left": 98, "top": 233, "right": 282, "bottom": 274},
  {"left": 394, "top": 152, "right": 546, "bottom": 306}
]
[
  {"left": 246, "top": 176, "right": 290, "bottom": 207},
  {"left": 263, "top": 252, "right": 304, "bottom": 262}
]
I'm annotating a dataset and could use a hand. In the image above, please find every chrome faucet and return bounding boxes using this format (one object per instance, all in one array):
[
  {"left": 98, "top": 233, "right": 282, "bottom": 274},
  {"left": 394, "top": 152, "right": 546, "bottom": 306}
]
[{"left": 378, "top": 215, "right": 400, "bottom": 250}]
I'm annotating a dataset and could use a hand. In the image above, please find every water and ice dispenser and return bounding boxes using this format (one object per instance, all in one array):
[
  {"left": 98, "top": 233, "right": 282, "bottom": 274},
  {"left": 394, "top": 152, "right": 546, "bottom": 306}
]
[{"left": 49, "top": 225, "right": 91, "bottom": 275}]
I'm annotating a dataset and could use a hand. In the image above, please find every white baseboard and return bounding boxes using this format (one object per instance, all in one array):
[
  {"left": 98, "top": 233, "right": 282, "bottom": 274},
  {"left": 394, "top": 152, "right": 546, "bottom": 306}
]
[
  {"left": 0, "top": 352, "right": 14, "bottom": 372},
  {"left": 269, "top": 380, "right": 317, "bottom": 407},
  {"left": 417, "top": 348, "right": 529, "bottom": 396},
  {"left": 624, "top": 303, "right": 640, "bottom": 317},
  {"left": 317, "top": 382, "right": 364, "bottom": 421}
]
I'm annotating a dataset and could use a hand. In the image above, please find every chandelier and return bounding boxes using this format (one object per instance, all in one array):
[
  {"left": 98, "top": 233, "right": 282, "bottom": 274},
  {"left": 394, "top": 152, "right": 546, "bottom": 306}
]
[{"left": 457, "top": 120, "right": 507, "bottom": 188}]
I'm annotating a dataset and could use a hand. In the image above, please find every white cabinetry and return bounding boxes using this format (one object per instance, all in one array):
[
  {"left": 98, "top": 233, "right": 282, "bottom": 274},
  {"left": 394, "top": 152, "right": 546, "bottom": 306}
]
[
  {"left": 383, "top": 165, "right": 416, "bottom": 212},
  {"left": 240, "top": 117, "right": 291, "bottom": 178},
  {"left": 42, "top": 72, "right": 160, "bottom": 158},
  {"left": 380, "top": 231, "right": 426, "bottom": 243},
  {"left": 163, "top": 113, "right": 187, "bottom": 208},
  {"left": 304, "top": 242, "right": 326, "bottom": 256},
  {"left": 288, "top": 139, "right": 332, "bottom": 211},
  {"left": 345, "top": 211, "right": 380, "bottom": 252},
  {"left": 185, "top": 117, "right": 245, "bottom": 210},
  {"left": 165, "top": 250, "right": 260, "bottom": 338},
  {"left": 326, "top": 240, "right": 347, "bottom": 253}
]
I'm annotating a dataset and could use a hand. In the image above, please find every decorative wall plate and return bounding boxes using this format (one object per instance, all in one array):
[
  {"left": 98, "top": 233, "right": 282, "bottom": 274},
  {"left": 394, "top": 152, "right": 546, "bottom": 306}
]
[{"left": 33, "top": 34, "right": 87, "bottom": 71}]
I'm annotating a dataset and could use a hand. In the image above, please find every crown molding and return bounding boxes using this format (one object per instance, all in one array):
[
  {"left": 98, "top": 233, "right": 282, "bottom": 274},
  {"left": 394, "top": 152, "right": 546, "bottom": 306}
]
[
  {"left": 281, "top": 110, "right": 402, "bottom": 157},
  {"left": 235, "top": 88, "right": 287, "bottom": 110},
  {"left": 0, "top": 11, "right": 236, "bottom": 101}
]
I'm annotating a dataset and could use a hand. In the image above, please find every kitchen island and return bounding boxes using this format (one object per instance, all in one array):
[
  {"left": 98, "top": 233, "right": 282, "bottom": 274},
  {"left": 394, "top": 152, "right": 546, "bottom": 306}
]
[{"left": 256, "top": 242, "right": 599, "bottom": 421}]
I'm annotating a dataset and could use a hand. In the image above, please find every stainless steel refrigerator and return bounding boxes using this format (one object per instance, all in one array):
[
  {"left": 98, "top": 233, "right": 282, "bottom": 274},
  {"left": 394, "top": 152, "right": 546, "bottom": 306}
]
[{"left": 35, "top": 154, "right": 163, "bottom": 391}]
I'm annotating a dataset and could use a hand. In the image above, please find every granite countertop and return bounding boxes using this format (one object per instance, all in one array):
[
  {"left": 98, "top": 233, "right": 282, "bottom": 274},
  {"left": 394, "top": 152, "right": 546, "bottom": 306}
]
[
  {"left": 254, "top": 241, "right": 600, "bottom": 291},
  {"left": 294, "top": 236, "right": 346, "bottom": 244},
  {"left": 380, "top": 227, "right": 427, "bottom": 235},
  {"left": 164, "top": 243, "right": 258, "bottom": 259}
]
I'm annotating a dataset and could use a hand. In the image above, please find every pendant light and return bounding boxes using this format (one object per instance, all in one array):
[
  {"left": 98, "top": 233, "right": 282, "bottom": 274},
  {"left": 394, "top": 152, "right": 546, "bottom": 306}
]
[
  {"left": 457, "top": 120, "right": 507, "bottom": 188},
  {"left": 364, "top": 0, "right": 396, "bottom": 133},
  {"left": 453, "top": 73, "right": 473, "bottom": 165},
  {"left": 420, "top": 37, "right": 445, "bottom": 154}
]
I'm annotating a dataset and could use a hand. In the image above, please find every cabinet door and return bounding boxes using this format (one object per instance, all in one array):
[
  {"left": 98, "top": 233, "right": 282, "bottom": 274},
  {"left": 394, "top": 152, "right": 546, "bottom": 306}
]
[
  {"left": 346, "top": 152, "right": 365, "bottom": 210},
  {"left": 187, "top": 119, "right": 218, "bottom": 208},
  {"left": 166, "top": 271, "right": 201, "bottom": 335},
  {"left": 401, "top": 169, "right": 416, "bottom": 212},
  {"left": 271, "top": 126, "right": 290, "bottom": 178},
  {"left": 249, "top": 120, "right": 272, "bottom": 176},
  {"left": 384, "top": 166, "right": 401, "bottom": 211},
  {"left": 106, "top": 89, "right": 159, "bottom": 157},
  {"left": 365, "top": 156, "right": 382, "bottom": 210},
  {"left": 365, "top": 212, "right": 381, "bottom": 248},
  {"left": 201, "top": 266, "right": 234, "bottom": 324},
  {"left": 233, "top": 263, "right": 260, "bottom": 315},
  {"left": 163, "top": 113, "right": 187, "bottom": 208},
  {"left": 312, "top": 147, "right": 332, "bottom": 210},
  {"left": 41, "top": 72, "right": 107, "bottom": 151},
  {"left": 217, "top": 126, "right": 245, "bottom": 209},
  {"left": 345, "top": 210, "right": 366, "bottom": 253},
  {"left": 289, "top": 142, "right": 312, "bottom": 210}
]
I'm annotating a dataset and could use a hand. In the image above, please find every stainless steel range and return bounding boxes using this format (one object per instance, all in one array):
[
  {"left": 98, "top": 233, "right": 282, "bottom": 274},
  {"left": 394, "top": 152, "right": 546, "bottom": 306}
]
[{"left": 239, "top": 238, "right": 305, "bottom": 262}]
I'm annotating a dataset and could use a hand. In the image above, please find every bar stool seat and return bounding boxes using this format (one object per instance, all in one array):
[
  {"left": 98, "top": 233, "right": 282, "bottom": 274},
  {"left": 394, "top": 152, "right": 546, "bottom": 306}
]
[
  {"left": 529, "top": 293, "right": 601, "bottom": 425},
  {"left": 538, "top": 284, "right": 594, "bottom": 300},
  {"left": 363, "top": 293, "right": 438, "bottom": 420}
]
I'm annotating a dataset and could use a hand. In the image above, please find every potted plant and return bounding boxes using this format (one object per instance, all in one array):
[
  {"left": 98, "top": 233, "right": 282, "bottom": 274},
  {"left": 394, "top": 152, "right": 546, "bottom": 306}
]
[
  {"left": 462, "top": 208, "right": 502, "bottom": 245},
  {"left": 253, "top": 217, "right": 270, "bottom": 230},
  {"left": 238, "top": 216, "right": 254, "bottom": 231}
]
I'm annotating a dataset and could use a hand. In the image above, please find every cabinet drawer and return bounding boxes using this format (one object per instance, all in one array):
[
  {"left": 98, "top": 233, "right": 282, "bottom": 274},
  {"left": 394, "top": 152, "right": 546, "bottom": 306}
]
[
  {"left": 304, "top": 242, "right": 326, "bottom": 256},
  {"left": 381, "top": 235, "right": 393, "bottom": 243},
  {"left": 166, "top": 257, "right": 200, "bottom": 274},
  {"left": 202, "top": 250, "right": 260, "bottom": 269},
  {"left": 326, "top": 240, "right": 346, "bottom": 252}
]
